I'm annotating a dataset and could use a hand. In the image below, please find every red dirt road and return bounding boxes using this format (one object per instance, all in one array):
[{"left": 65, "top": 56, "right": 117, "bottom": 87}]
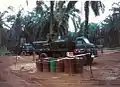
[
  {"left": 0, "top": 56, "right": 40, "bottom": 87},
  {"left": 1, "top": 51, "right": 120, "bottom": 87}
]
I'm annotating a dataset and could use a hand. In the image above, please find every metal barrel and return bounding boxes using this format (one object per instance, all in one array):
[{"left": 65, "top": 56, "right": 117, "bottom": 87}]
[
  {"left": 43, "top": 59, "right": 50, "bottom": 72},
  {"left": 63, "top": 59, "right": 69, "bottom": 73},
  {"left": 64, "top": 58, "right": 75, "bottom": 74},
  {"left": 74, "top": 57, "right": 84, "bottom": 73},
  {"left": 50, "top": 57, "right": 56, "bottom": 72},
  {"left": 56, "top": 59, "right": 64, "bottom": 72},
  {"left": 36, "top": 60, "right": 43, "bottom": 72},
  {"left": 68, "top": 58, "right": 75, "bottom": 74}
]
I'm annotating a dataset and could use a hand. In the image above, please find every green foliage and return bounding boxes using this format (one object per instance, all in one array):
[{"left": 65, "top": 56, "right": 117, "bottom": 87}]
[
  {"left": 0, "top": 46, "right": 9, "bottom": 56},
  {"left": 100, "top": 2, "right": 120, "bottom": 47},
  {"left": 88, "top": 23, "right": 98, "bottom": 31},
  {"left": 2, "top": 1, "right": 104, "bottom": 48}
]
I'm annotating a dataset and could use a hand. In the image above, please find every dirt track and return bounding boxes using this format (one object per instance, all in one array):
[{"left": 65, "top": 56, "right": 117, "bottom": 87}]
[{"left": 1, "top": 51, "right": 120, "bottom": 87}]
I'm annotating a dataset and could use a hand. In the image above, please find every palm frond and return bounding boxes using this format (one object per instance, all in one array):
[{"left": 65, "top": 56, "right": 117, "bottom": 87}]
[
  {"left": 66, "top": 1, "right": 77, "bottom": 12},
  {"left": 58, "top": 1, "right": 66, "bottom": 9},
  {"left": 26, "top": 0, "right": 28, "bottom": 6},
  {"left": 91, "top": 1, "right": 105, "bottom": 16}
]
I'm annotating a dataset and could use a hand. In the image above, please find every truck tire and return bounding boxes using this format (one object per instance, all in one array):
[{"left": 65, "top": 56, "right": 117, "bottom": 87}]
[
  {"left": 21, "top": 51, "right": 27, "bottom": 56},
  {"left": 40, "top": 53, "right": 48, "bottom": 58}
]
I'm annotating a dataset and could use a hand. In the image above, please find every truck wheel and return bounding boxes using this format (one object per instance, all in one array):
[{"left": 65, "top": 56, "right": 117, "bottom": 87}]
[
  {"left": 21, "top": 51, "right": 27, "bottom": 56},
  {"left": 40, "top": 53, "right": 48, "bottom": 58}
]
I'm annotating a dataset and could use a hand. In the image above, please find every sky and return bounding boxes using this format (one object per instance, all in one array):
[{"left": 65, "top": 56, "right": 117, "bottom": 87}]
[
  {"left": 0, "top": 0, "right": 119, "bottom": 31},
  {"left": 0, "top": 0, "right": 117, "bottom": 22},
  {"left": 75, "top": 0, "right": 117, "bottom": 23}
]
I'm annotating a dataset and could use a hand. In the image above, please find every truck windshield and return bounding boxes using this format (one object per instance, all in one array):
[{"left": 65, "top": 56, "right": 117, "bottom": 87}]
[
  {"left": 26, "top": 45, "right": 33, "bottom": 48},
  {"left": 84, "top": 38, "right": 90, "bottom": 44},
  {"left": 77, "top": 41, "right": 82, "bottom": 45}
]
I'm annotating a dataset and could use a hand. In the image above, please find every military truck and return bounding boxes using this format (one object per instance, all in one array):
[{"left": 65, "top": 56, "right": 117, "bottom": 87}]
[
  {"left": 12, "top": 43, "right": 35, "bottom": 55},
  {"left": 32, "top": 36, "right": 98, "bottom": 64},
  {"left": 32, "top": 39, "right": 75, "bottom": 57}
]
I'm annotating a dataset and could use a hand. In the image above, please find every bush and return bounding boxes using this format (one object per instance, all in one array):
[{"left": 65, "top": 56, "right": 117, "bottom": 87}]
[{"left": 0, "top": 46, "right": 10, "bottom": 56}]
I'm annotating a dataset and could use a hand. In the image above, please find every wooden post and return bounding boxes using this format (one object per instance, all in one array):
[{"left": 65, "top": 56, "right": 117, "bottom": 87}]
[
  {"left": 33, "top": 51, "right": 36, "bottom": 61},
  {"left": 89, "top": 63, "right": 93, "bottom": 78},
  {"left": 89, "top": 53, "right": 94, "bottom": 79}
]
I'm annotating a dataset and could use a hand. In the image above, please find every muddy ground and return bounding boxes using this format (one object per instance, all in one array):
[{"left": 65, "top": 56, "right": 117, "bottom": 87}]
[{"left": 0, "top": 50, "right": 120, "bottom": 87}]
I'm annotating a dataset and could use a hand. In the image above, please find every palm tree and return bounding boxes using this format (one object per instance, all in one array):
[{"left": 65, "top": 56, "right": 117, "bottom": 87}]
[
  {"left": 23, "top": 1, "right": 51, "bottom": 41},
  {"left": 101, "top": 2, "right": 120, "bottom": 47},
  {"left": 49, "top": 1, "right": 54, "bottom": 42},
  {"left": 54, "top": 1, "right": 78, "bottom": 38},
  {"left": 84, "top": 1, "right": 105, "bottom": 38},
  {"left": 6, "top": 1, "right": 105, "bottom": 45},
  {"left": 0, "top": 11, "right": 9, "bottom": 46},
  {"left": 6, "top": 7, "right": 24, "bottom": 47},
  {"left": 33, "top": 1, "right": 78, "bottom": 40}
]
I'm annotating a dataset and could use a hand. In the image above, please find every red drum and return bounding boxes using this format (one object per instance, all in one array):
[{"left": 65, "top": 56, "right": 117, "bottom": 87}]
[
  {"left": 74, "top": 57, "right": 84, "bottom": 73},
  {"left": 56, "top": 59, "right": 64, "bottom": 72},
  {"left": 63, "top": 58, "right": 75, "bottom": 74},
  {"left": 36, "top": 60, "right": 43, "bottom": 72},
  {"left": 43, "top": 59, "right": 50, "bottom": 72}
]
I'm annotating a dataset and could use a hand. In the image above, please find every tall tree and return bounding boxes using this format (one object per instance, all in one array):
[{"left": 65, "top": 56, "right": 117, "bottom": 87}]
[
  {"left": 101, "top": 2, "right": 120, "bottom": 47},
  {"left": 49, "top": 1, "right": 54, "bottom": 42},
  {"left": 84, "top": 1, "right": 105, "bottom": 38},
  {"left": 0, "top": 11, "right": 8, "bottom": 46}
]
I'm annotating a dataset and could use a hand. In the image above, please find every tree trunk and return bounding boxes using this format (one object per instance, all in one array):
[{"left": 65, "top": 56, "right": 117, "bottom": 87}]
[
  {"left": 49, "top": 1, "right": 54, "bottom": 42},
  {"left": 84, "top": 1, "right": 89, "bottom": 38},
  {"left": 71, "top": 16, "right": 77, "bottom": 37}
]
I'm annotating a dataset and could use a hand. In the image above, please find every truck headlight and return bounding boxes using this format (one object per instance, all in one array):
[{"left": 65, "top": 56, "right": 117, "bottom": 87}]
[{"left": 91, "top": 54, "right": 95, "bottom": 58}]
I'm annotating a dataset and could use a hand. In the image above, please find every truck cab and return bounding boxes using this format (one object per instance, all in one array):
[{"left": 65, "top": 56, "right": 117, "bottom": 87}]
[{"left": 74, "top": 36, "right": 98, "bottom": 57}]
